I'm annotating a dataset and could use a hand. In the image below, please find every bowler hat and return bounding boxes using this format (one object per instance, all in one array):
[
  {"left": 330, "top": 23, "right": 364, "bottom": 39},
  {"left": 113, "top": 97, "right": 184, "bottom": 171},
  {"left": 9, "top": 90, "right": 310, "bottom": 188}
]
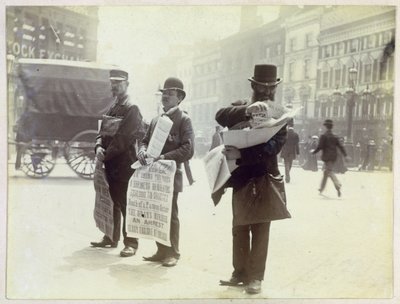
[
  {"left": 160, "top": 77, "right": 186, "bottom": 100},
  {"left": 110, "top": 69, "right": 128, "bottom": 81},
  {"left": 323, "top": 119, "right": 333, "bottom": 126},
  {"left": 248, "top": 64, "right": 282, "bottom": 86}
]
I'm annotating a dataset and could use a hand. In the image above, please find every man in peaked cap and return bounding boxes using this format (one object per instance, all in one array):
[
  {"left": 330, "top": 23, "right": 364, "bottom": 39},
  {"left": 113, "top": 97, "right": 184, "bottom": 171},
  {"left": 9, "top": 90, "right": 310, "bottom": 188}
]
[
  {"left": 312, "top": 119, "right": 348, "bottom": 197},
  {"left": 137, "top": 77, "right": 194, "bottom": 267},
  {"left": 215, "top": 64, "right": 288, "bottom": 294},
  {"left": 91, "top": 69, "right": 145, "bottom": 258}
]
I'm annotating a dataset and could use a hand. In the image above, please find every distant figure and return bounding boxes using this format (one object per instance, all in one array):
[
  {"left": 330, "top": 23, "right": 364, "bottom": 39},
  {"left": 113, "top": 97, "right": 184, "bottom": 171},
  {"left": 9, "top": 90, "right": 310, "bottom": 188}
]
[
  {"left": 312, "top": 119, "right": 348, "bottom": 197},
  {"left": 302, "top": 135, "right": 318, "bottom": 172},
  {"left": 333, "top": 137, "right": 348, "bottom": 174},
  {"left": 280, "top": 126, "right": 299, "bottom": 183},
  {"left": 210, "top": 125, "right": 223, "bottom": 151}
]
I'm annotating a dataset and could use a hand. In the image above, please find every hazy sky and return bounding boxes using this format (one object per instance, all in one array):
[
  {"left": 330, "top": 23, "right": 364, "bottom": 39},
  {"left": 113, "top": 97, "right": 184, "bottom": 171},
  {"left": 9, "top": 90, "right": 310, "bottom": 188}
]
[{"left": 97, "top": 6, "right": 280, "bottom": 68}]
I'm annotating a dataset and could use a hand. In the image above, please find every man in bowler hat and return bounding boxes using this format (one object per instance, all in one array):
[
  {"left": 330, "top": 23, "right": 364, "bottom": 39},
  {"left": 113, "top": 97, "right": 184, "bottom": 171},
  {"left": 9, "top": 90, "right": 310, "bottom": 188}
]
[
  {"left": 91, "top": 69, "right": 145, "bottom": 257},
  {"left": 137, "top": 77, "right": 194, "bottom": 267},
  {"left": 215, "top": 64, "right": 287, "bottom": 294},
  {"left": 312, "top": 119, "right": 348, "bottom": 197}
]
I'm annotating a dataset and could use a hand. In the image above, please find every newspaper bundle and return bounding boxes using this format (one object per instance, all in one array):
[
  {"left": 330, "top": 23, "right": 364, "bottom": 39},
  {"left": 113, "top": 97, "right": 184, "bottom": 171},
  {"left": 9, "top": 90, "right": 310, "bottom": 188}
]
[
  {"left": 126, "top": 160, "right": 176, "bottom": 246},
  {"left": 204, "top": 102, "right": 301, "bottom": 194}
]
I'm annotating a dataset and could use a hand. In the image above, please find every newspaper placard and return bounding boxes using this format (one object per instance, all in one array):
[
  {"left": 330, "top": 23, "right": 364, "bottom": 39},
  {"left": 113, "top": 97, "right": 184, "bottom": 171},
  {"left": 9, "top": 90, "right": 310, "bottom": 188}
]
[
  {"left": 147, "top": 115, "right": 173, "bottom": 158},
  {"left": 93, "top": 162, "right": 114, "bottom": 241},
  {"left": 203, "top": 145, "right": 232, "bottom": 193},
  {"left": 126, "top": 160, "right": 176, "bottom": 246},
  {"left": 131, "top": 115, "right": 173, "bottom": 169}
]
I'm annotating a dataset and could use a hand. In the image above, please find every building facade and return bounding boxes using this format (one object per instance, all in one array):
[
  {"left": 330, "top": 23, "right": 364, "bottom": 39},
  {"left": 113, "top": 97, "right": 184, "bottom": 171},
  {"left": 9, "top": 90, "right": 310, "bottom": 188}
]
[{"left": 315, "top": 6, "right": 395, "bottom": 144}]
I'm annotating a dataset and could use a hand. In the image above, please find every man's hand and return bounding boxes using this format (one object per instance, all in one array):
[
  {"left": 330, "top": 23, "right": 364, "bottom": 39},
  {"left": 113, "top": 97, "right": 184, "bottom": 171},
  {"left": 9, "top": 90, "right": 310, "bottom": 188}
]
[
  {"left": 222, "top": 145, "right": 241, "bottom": 160},
  {"left": 246, "top": 101, "right": 268, "bottom": 115},
  {"left": 96, "top": 146, "right": 105, "bottom": 162},
  {"left": 137, "top": 150, "right": 147, "bottom": 166}
]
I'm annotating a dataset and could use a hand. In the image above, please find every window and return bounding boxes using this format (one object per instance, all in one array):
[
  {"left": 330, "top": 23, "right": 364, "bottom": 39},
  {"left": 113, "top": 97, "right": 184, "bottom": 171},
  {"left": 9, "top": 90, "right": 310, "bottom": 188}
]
[
  {"left": 363, "top": 63, "right": 372, "bottom": 83},
  {"left": 322, "top": 71, "right": 329, "bottom": 88},
  {"left": 325, "top": 45, "right": 332, "bottom": 58},
  {"left": 289, "top": 62, "right": 295, "bottom": 81},
  {"left": 276, "top": 44, "right": 282, "bottom": 55},
  {"left": 367, "top": 35, "right": 376, "bottom": 49},
  {"left": 304, "top": 59, "right": 310, "bottom": 79},
  {"left": 305, "top": 33, "right": 312, "bottom": 48},
  {"left": 350, "top": 39, "right": 358, "bottom": 53},
  {"left": 289, "top": 38, "right": 296, "bottom": 52},
  {"left": 337, "top": 42, "right": 344, "bottom": 55},
  {"left": 383, "top": 31, "right": 392, "bottom": 45},
  {"left": 379, "top": 60, "right": 388, "bottom": 81},
  {"left": 334, "top": 67, "right": 341, "bottom": 87}
]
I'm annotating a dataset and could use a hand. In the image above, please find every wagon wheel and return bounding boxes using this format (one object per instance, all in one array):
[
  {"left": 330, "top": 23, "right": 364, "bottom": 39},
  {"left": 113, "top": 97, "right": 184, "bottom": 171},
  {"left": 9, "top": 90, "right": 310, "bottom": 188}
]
[
  {"left": 64, "top": 130, "right": 98, "bottom": 180},
  {"left": 19, "top": 142, "right": 56, "bottom": 178}
]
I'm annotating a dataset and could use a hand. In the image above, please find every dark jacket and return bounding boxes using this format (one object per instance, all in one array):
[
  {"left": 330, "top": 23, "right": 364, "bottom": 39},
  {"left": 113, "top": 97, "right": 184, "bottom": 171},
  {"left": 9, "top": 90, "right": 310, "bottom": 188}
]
[
  {"left": 215, "top": 104, "right": 287, "bottom": 190},
  {"left": 139, "top": 107, "right": 194, "bottom": 192},
  {"left": 313, "top": 129, "right": 346, "bottom": 162},
  {"left": 280, "top": 129, "right": 300, "bottom": 160},
  {"left": 96, "top": 95, "right": 145, "bottom": 181}
]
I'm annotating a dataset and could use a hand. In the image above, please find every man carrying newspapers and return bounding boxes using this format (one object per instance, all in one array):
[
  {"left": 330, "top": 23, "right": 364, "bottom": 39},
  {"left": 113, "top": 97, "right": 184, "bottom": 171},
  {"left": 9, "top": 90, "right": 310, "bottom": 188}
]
[
  {"left": 137, "top": 77, "right": 194, "bottom": 267},
  {"left": 91, "top": 69, "right": 145, "bottom": 257},
  {"left": 215, "top": 64, "right": 291, "bottom": 295}
]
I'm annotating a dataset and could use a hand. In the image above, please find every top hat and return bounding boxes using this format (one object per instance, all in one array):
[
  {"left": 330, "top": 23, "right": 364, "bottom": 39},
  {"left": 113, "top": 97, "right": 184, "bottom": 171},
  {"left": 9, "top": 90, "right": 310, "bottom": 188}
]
[
  {"left": 323, "top": 119, "right": 333, "bottom": 126},
  {"left": 248, "top": 64, "right": 282, "bottom": 86},
  {"left": 160, "top": 77, "right": 186, "bottom": 100},
  {"left": 110, "top": 69, "right": 128, "bottom": 81}
]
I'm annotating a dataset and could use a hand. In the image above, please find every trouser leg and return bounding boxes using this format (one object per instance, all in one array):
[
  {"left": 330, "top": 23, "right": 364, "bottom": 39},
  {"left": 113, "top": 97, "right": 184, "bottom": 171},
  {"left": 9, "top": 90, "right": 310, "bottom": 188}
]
[
  {"left": 248, "top": 222, "right": 271, "bottom": 281},
  {"left": 284, "top": 159, "right": 291, "bottom": 182},
  {"left": 319, "top": 164, "right": 329, "bottom": 191},
  {"left": 109, "top": 179, "right": 138, "bottom": 248},
  {"left": 156, "top": 192, "right": 180, "bottom": 258},
  {"left": 325, "top": 161, "right": 341, "bottom": 190},
  {"left": 232, "top": 224, "right": 250, "bottom": 281}
]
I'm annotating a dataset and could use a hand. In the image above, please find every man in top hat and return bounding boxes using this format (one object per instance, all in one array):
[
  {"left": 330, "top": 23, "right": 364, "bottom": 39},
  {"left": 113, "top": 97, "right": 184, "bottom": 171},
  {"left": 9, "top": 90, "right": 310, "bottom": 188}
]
[
  {"left": 312, "top": 119, "right": 348, "bottom": 197},
  {"left": 91, "top": 69, "right": 145, "bottom": 257},
  {"left": 215, "top": 64, "right": 287, "bottom": 294},
  {"left": 137, "top": 77, "right": 194, "bottom": 267}
]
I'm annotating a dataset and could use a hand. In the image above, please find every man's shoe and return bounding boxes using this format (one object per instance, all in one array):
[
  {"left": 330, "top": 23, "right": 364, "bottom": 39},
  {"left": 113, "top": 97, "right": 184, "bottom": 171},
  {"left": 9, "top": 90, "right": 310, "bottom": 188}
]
[
  {"left": 120, "top": 246, "right": 136, "bottom": 257},
  {"left": 143, "top": 253, "right": 165, "bottom": 262},
  {"left": 90, "top": 238, "right": 118, "bottom": 248},
  {"left": 219, "top": 276, "right": 244, "bottom": 286},
  {"left": 337, "top": 188, "right": 342, "bottom": 197},
  {"left": 162, "top": 256, "right": 178, "bottom": 267},
  {"left": 245, "top": 280, "right": 262, "bottom": 294}
]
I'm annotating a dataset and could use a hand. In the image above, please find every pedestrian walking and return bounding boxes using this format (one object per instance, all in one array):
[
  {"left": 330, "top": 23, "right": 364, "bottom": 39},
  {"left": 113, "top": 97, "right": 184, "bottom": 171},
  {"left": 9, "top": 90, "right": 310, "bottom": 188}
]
[
  {"left": 280, "top": 126, "right": 299, "bottom": 183},
  {"left": 302, "top": 135, "right": 318, "bottom": 171},
  {"left": 91, "top": 70, "right": 145, "bottom": 257},
  {"left": 137, "top": 77, "right": 194, "bottom": 267},
  {"left": 312, "top": 119, "right": 348, "bottom": 197},
  {"left": 215, "top": 64, "right": 288, "bottom": 294}
]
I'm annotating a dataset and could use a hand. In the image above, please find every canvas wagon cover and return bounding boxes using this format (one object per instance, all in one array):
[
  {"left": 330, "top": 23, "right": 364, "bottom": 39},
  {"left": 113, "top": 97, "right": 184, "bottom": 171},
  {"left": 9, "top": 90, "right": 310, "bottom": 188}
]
[{"left": 17, "top": 58, "right": 115, "bottom": 117}]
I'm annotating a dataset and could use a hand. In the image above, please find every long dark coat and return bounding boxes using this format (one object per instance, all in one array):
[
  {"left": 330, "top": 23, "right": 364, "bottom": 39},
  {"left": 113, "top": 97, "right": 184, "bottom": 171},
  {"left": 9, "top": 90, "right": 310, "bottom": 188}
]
[
  {"left": 280, "top": 129, "right": 300, "bottom": 160},
  {"left": 214, "top": 103, "right": 287, "bottom": 224},
  {"left": 96, "top": 96, "right": 145, "bottom": 181},
  {"left": 139, "top": 108, "right": 194, "bottom": 192}
]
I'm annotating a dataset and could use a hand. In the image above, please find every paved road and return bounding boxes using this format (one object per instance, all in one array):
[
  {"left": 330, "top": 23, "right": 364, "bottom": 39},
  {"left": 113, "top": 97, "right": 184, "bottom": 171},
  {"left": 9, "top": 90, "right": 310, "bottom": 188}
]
[{"left": 6, "top": 159, "right": 394, "bottom": 300}]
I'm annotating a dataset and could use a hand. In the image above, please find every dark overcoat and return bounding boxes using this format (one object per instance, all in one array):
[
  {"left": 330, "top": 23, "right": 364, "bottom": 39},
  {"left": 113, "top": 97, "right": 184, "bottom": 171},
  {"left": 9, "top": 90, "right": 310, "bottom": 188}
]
[
  {"left": 96, "top": 96, "right": 145, "bottom": 181},
  {"left": 313, "top": 130, "right": 347, "bottom": 162},
  {"left": 215, "top": 103, "right": 287, "bottom": 224},
  {"left": 280, "top": 129, "right": 300, "bottom": 160}
]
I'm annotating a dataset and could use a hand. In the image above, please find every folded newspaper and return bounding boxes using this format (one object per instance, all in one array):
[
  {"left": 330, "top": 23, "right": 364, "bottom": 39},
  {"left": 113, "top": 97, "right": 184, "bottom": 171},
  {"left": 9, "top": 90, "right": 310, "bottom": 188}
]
[
  {"left": 222, "top": 102, "right": 302, "bottom": 149},
  {"left": 204, "top": 102, "right": 301, "bottom": 193}
]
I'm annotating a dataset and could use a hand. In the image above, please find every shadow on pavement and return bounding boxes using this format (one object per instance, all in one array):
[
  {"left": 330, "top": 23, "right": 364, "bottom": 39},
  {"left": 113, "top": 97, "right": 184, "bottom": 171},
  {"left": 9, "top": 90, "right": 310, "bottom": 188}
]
[{"left": 60, "top": 247, "right": 122, "bottom": 272}]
